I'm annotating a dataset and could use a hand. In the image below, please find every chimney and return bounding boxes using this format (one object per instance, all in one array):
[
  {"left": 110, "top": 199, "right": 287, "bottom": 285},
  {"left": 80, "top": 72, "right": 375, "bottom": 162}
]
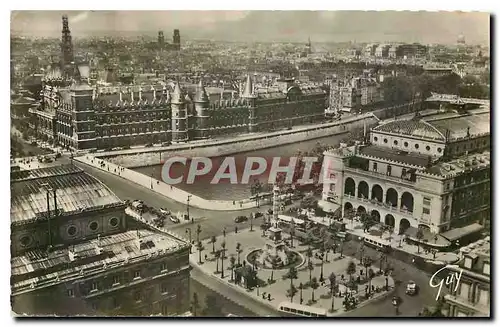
[{"left": 53, "top": 189, "right": 57, "bottom": 216}]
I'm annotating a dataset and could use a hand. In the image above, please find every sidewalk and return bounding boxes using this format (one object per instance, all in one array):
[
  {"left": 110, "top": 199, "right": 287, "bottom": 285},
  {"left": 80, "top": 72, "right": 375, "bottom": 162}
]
[{"left": 190, "top": 227, "right": 395, "bottom": 317}]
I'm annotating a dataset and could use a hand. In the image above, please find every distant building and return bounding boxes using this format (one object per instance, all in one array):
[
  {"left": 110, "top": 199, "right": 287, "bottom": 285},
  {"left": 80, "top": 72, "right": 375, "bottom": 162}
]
[
  {"left": 442, "top": 237, "right": 490, "bottom": 317},
  {"left": 10, "top": 165, "right": 191, "bottom": 316},
  {"left": 365, "top": 44, "right": 378, "bottom": 57},
  {"left": 328, "top": 75, "right": 383, "bottom": 114},
  {"left": 321, "top": 107, "right": 490, "bottom": 238},
  {"left": 375, "top": 44, "right": 391, "bottom": 58}
]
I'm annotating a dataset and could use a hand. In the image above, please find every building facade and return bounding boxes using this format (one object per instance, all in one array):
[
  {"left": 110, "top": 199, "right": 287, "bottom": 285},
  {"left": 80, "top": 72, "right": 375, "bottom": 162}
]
[
  {"left": 32, "top": 74, "right": 327, "bottom": 150},
  {"left": 328, "top": 76, "right": 383, "bottom": 114},
  {"left": 10, "top": 165, "right": 191, "bottom": 316},
  {"left": 320, "top": 107, "right": 490, "bottom": 237},
  {"left": 442, "top": 237, "right": 490, "bottom": 317}
]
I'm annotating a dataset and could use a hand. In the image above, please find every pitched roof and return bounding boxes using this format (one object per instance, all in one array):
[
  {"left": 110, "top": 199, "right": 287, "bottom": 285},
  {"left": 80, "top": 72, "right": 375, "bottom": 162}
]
[
  {"left": 241, "top": 75, "right": 255, "bottom": 98},
  {"left": 170, "top": 82, "right": 186, "bottom": 104},
  {"left": 10, "top": 165, "right": 122, "bottom": 224},
  {"left": 194, "top": 79, "right": 209, "bottom": 103}
]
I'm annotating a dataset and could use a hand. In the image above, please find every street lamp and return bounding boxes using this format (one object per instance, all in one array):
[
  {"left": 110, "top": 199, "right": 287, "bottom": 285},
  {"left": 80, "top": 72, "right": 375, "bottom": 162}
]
[{"left": 187, "top": 195, "right": 193, "bottom": 223}]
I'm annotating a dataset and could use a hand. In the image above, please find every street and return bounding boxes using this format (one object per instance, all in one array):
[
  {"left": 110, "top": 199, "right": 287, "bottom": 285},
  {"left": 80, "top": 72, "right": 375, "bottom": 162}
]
[{"left": 77, "top": 161, "right": 443, "bottom": 317}]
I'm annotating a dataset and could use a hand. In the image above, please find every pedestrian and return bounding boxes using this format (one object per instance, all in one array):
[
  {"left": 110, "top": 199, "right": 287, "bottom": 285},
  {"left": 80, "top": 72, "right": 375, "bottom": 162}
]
[
  {"left": 268, "top": 294, "right": 271, "bottom": 301},
  {"left": 235, "top": 226, "right": 238, "bottom": 234},
  {"left": 223, "top": 228, "right": 226, "bottom": 238}
]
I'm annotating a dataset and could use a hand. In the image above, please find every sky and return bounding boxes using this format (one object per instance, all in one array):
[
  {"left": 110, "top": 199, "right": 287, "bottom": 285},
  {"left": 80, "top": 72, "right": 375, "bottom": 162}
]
[{"left": 10, "top": 11, "right": 490, "bottom": 44}]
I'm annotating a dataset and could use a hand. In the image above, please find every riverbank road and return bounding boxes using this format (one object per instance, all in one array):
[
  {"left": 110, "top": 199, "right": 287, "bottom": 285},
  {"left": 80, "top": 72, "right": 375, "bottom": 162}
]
[
  {"left": 74, "top": 159, "right": 267, "bottom": 239},
  {"left": 190, "top": 227, "right": 394, "bottom": 317},
  {"left": 75, "top": 155, "right": 261, "bottom": 211}
]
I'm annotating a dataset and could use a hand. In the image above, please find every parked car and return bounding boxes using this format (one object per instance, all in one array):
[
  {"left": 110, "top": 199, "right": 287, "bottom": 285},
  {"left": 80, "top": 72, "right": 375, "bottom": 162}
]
[
  {"left": 406, "top": 281, "right": 418, "bottom": 295},
  {"left": 169, "top": 215, "right": 180, "bottom": 224},
  {"left": 234, "top": 215, "right": 248, "bottom": 223},
  {"left": 145, "top": 143, "right": 153, "bottom": 148},
  {"left": 159, "top": 208, "right": 171, "bottom": 216},
  {"left": 254, "top": 212, "right": 264, "bottom": 219}
]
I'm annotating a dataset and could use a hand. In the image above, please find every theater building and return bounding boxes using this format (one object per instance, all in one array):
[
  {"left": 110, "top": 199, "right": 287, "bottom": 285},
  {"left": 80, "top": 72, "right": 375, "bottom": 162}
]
[
  {"left": 11, "top": 165, "right": 191, "bottom": 316},
  {"left": 320, "top": 106, "right": 490, "bottom": 240}
]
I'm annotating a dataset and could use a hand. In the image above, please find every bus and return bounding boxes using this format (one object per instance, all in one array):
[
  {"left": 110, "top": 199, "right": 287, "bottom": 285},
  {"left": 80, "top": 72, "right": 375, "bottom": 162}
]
[
  {"left": 363, "top": 236, "right": 391, "bottom": 253},
  {"left": 277, "top": 215, "right": 306, "bottom": 229},
  {"left": 277, "top": 302, "right": 328, "bottom": 317}
]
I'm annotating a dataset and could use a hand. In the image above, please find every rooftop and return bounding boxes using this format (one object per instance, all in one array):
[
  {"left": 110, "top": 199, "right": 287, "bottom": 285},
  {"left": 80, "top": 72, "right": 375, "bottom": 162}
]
[
  {"left": 425, "top": 151, "right": 490, "bottom": 176},
  {"left": 373, "top": 119, "right": 446, "bottom": 141},
  {"left": 425, "top": 112, "right": 490, "bottom": 140},
  {"left": 358, "top": 144, "right": 432, "bottom": 168},
  {"left": 11, "top": 229, "right": 188, "bottom": 294},
  {"left": 10, "top": 165, "right": 123, "bottom": 224}
]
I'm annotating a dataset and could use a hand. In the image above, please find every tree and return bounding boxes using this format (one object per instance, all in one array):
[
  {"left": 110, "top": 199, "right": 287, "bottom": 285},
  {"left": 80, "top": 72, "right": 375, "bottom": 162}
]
[
  {"left": 196, "top": 241, "right": 204, "bottom": 264},
  {"left": 229, "top": 255, "right": 236, "bottom": 281},
  {"left": 300, "top": 195, "right": 318, "bottom": 210},
  {"left": 287, "top": 284, "right": 298, "bottom": 303},
  {"left": 249, "top": 212, "right": 254, "bottom": 231},
  {"left": 209, "top": 236, "right": 217, "bottom": 254},
  {"left": 431, "top": 248, "right": 438, "bottom": 260},
  {"left": 286, "top": 266, "right": 298, "bottom": 288},
  {"left": 329, "top": 273, "right": 337, "bottom": 312},
  {"left": 416, "top": 228, "right": 425, "bottom": 254},
  {"left": 236, "top": 242, "right": 242, "bottom": 265},
  {"left": 362, "top": 256, "right": 373, "bottom": 279},
  {"left": 191, "top": 292, "right": 200, "bottom": 317},
  {"left": 298, "top": 282, "right": 304, "bottom": 304},
  {"left": 319, "top": 244, "right": 326, "bottom": 281},
  {"left": 220, "top": 241, "right": 226, "bottom": 278},
  {"left": 367, "top": 268, "right": 375, "bottom": 292},
  {"left": 306, "top": 247, "right": 313, "bottom": 265},
  {"left": 214, "top": 250, "right": 221, "bottom": 273},
  {"left": 310, "top": 277, "right": 319, "bottom": 302},
  {"left": 360, "top": 213, "right": 374, "bottom": 233},
  {"left": 346, "top": 261, "right": 356, "bottom": 282}
]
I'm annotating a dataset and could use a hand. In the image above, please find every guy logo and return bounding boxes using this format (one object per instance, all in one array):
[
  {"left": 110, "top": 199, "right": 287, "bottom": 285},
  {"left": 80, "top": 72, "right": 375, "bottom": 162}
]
[{"left": 429, "top": 266, "right": 463, "bottom": 301}]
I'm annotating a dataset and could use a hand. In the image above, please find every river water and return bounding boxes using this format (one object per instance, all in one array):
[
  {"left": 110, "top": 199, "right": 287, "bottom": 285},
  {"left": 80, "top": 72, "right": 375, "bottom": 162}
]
[{"left": 134, "top": 133, "right": 350, "bottom": 201}]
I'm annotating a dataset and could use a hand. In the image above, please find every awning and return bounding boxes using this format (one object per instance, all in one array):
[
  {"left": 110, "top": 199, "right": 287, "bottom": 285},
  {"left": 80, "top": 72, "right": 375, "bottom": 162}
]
[{"left": 441, "top": 223, "right": 483, "bottom": 242}]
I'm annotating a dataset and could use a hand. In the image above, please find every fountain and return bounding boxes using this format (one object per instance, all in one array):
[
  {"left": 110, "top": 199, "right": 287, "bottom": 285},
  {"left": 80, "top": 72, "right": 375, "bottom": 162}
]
[{"left": 247, "top": 186, "right": 304, "bottom": 269}]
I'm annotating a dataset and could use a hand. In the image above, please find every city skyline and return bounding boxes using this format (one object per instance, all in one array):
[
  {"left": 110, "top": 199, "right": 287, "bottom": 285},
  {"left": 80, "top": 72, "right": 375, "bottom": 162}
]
[{"left": 11, "top": 10, "right": 490, "bottom": 45}]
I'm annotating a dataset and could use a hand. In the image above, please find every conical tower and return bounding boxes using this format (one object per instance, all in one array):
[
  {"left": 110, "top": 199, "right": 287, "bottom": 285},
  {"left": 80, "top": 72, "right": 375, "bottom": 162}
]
[
  {"left": 241, "top": 74, "right": 258, "bottom": 133},
  {"left": 193, "top": 79, "right": 210, "bottom": 139},
  {"left": 171, "top": 83, "right": 188, "bottom": 143}
]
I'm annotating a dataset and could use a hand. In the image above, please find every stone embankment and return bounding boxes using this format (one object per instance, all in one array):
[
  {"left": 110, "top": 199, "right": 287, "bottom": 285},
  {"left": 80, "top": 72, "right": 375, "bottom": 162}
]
[{"left": 103, "top": 113, "right": 379, "bottom": 168}]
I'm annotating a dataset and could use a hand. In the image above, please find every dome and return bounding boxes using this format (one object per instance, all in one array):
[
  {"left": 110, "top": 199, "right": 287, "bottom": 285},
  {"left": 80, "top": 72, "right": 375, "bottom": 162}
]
[{"left": 373, "top": 119, "right": 446, "bottom": 141}]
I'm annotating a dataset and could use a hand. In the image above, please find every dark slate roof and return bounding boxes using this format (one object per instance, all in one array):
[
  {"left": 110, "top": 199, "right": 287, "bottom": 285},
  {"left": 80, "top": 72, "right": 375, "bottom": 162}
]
[
  {"left": 10, "top": 165, "right": 122, "bottom": 224},
  {"left": 358, "top": 145, "right": 431, "bottom": 167},
  {"left": 373, "top": 119, "right": 446, "bottom": 141}
]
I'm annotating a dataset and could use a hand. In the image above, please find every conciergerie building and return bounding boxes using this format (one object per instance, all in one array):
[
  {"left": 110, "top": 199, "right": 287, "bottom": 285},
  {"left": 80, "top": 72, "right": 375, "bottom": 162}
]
[
  {"left": 320, "top": 103, "right": 490, "bottom": 242},
  {"left": 30, "top": 16, "right": 327, "bottom": 151}
]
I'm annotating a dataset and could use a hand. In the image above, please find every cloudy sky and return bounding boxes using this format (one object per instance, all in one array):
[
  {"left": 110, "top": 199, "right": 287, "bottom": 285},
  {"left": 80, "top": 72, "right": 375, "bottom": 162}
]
[{"left": 11, "top": 11, "right": 490, "bottom": 44}]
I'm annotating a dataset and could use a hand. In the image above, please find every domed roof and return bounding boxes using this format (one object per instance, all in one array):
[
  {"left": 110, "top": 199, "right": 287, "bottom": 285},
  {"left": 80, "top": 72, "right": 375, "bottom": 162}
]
[{"left": 373, "top": 119, "right": 446, "bottom": 141}]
